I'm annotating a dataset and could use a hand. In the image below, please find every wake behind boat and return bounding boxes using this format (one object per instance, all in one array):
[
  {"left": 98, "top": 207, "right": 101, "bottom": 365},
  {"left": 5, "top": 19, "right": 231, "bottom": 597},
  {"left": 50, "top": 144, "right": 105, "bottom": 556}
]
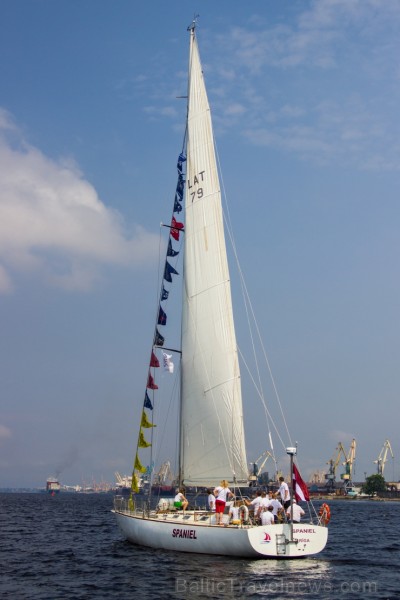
[{"left": 114, "top": 20, "right": 328, "bottom": 558}]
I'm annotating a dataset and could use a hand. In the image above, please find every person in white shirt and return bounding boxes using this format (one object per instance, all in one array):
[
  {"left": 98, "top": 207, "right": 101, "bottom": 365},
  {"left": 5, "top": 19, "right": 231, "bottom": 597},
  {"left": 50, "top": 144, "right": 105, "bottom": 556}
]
[
  {"left": 257, "top": 491, "right": 270, "bottom": 518},
  {"left": 229, "top": 501, "right": 240, "bottom": 524},
  {"left": 244, "top": 490, "right": 262, "bottom": 521},
  {"left": 174, "top": 488, "right": 188, "bottom": 511},
  {"left": 268, "top": 497, "right": 284, "bottom": 523},
  {"left": 286, "top": 499, "right": 305, "bottom": 523},
  {"left": 261, "top": 505, "right": 275, "bottom": 526},
  {"left": 213, "top": 480, "right": 234, "bottom": 525},
  {"left": 207, "top": 488, "right": 216, "bottom": 512},
  {"left": 278, "top": 477, "right": 290, "bottom": 509}
]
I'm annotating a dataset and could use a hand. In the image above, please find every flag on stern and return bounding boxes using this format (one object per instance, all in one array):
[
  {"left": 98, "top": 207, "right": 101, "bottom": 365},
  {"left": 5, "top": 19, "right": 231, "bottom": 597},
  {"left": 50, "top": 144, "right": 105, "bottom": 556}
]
[{"left": 293, "top": 463, "right": 310, "bottom": 502}]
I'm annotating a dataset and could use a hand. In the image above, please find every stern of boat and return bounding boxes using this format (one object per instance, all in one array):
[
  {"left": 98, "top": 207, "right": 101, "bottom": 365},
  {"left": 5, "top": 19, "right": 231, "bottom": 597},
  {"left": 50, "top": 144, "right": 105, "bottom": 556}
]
[{"left": 247, "top": 523, "right": 328, "bottom": 558}]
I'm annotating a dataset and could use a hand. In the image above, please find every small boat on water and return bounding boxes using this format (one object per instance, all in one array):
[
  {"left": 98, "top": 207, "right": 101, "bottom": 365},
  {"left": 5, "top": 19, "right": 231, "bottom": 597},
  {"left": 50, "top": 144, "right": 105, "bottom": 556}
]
[{"left": 114, "top": 19, "right": 329, "bottom": 558}]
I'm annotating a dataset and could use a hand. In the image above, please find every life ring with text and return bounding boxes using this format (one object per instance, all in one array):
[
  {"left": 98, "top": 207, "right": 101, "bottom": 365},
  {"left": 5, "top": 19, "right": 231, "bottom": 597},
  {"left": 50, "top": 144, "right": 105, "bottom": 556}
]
[
  {"left": 319, "top": 503, "right": 331, "bottom": 525},
  {"left": 239, "top": 505, "right": 249, "bottom": 522}
]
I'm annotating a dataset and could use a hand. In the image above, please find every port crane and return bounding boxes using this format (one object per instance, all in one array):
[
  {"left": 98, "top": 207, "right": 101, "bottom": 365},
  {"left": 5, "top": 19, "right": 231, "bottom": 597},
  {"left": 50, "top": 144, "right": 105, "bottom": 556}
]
[
  {"left": 152, "top": 461, "right": 174, "bottom": 486},
  {"left": 325, "top": 443, "right": 348, "bottom": 491},
  {"left": 325, "top": 439, "right": 356, "bottom": 493},
  {"left": 249, "top": 450, "right": 276, "bottom": 485},
  {"left": 340, "top": 438, "right": 357, "bottom": 493},
  {"left": 373, "top": 440, "right": 394, "bottom": 476}
]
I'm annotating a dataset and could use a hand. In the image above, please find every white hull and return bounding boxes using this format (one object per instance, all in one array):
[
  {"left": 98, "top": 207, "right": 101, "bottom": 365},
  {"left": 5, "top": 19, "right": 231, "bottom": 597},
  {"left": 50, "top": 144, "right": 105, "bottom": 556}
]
[{"left": 114, "top": 509, "right": 328, "bottom": 559}]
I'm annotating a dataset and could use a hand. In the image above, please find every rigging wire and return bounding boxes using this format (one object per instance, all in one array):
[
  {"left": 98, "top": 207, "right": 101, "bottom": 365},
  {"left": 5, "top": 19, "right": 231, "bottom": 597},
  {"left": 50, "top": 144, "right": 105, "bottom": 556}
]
[{"left": 215, "top": 137, "right": 293, "bottom": 457}]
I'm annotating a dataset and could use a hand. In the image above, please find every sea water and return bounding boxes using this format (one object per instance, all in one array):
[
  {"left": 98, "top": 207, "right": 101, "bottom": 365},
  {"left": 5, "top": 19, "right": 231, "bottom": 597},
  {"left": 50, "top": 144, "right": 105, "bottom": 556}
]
[{"left": 0, "top": 493, "right": 399, "bottom": 599}]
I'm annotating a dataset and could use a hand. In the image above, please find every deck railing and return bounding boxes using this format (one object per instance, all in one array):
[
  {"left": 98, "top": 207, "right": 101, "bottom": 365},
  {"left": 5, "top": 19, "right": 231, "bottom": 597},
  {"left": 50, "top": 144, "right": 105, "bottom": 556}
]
[{"left": 114, "top": 495, "right": 150, "bottom": 516}]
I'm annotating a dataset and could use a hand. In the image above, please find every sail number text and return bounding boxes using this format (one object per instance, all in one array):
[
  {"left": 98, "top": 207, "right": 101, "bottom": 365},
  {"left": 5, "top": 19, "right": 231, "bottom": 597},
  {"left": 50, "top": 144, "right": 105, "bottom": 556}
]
[{"left": 188, "top": 170, "right": 205, "bottom": 202}]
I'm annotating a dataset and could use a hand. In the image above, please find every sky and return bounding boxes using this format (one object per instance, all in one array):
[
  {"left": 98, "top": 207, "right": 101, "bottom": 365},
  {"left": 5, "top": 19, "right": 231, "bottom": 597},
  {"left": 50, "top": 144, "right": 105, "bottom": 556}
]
[{"left": 1, "top": 0, "right": 399, "bottom": 489}]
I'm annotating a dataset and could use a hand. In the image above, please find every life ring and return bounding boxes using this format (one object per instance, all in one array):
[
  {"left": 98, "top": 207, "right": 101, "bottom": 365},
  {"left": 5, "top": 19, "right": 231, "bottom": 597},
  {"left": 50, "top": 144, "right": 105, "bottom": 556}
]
[
  {"left": 239, "top": 505, "right": 249, "bottom": 522},
  {"left": 319, "top": 503, "right": 331, "bottom": 525}
]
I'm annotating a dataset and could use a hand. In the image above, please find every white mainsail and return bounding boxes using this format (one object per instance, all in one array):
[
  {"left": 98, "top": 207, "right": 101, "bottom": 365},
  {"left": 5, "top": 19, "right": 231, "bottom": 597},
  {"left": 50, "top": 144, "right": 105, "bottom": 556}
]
[{"left": 180, "top": 27, "right": 248, "bottom": 487}]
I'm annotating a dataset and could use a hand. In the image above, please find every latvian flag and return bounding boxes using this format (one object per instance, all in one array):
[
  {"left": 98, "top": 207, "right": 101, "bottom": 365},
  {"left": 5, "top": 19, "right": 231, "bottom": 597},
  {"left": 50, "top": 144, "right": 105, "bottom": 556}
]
[{"left": 293, "top": 463, "right": 310, "bottom": 502}]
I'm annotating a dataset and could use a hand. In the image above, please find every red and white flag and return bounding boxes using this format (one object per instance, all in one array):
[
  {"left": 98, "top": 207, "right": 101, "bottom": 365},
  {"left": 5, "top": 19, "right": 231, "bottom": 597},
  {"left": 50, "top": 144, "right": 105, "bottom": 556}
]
[{"left": 293, "top": 463, "right": 310, "bottom": 502}]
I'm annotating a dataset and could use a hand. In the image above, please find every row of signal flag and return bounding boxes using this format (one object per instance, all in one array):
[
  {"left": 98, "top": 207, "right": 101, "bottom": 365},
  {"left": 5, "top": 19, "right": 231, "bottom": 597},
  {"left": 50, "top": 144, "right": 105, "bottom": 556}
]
[{"left": 131, "top": 153, "right": 186, "bottom": 494}]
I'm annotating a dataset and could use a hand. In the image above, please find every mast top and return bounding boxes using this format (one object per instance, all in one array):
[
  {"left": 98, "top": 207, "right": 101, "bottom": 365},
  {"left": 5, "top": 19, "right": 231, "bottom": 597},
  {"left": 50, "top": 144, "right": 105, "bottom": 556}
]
[{"left": 187, "top": 14, "right": 200, "bottom": 32}]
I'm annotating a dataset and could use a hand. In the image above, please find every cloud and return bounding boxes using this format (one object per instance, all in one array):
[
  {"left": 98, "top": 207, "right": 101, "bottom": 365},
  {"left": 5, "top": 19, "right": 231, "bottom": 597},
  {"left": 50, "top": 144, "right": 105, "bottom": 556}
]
[
  {"left": 244, "top": 95, "right": 400, "bottom": 169},
  {"left": 0, "top": 264, "right": 13, "bottom": 294},
  {"left": 244, "top": 125, "right": 333, "bottom": 163},
  {"left": 0, "top": 109, "right": 159, "bottom": 293},
  {"left": 225, "top": 0, "right": 400, "bottom": 73},
  {"left": 227, "top": 18, "right": 337, "bottom": 73},
  {"left": 0, "top": 424, "right": 12, "bottom": 441},
  {"left": 201, "top": 2, "right": 400, "bottom": 170},
  {"left": 225, "top": 103, "right": 246, "bottom": 117},
  {"left": 143, "top": 105, "right": 178, "bottom": 119}
]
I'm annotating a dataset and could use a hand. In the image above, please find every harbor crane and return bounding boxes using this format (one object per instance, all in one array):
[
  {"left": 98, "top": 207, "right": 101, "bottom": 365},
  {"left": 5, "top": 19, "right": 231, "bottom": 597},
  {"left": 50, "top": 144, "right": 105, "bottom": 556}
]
[
  {"left": 325, "top": 443, "right": 348, "bottom": 492},
  {"left": 249, "top": 450, "right": 276, "bottom": 485},
  {"left": 153, "top": 461, "right": 174, "bottom": 486},
  {"left": 340, "top": 438, "right": 357, "bottom": 493},
  {"left": 374, "top": 440, "right": 394, "bottom": 476},
  {"left": 325, "top": 439, "right": 356, "bottom": 493}
]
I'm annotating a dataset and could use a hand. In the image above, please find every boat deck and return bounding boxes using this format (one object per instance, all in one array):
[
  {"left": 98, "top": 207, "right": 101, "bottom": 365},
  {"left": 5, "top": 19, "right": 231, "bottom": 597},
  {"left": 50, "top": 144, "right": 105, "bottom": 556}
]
[{"left": 115, "top": 497, "right": 280, "bottom": 528}]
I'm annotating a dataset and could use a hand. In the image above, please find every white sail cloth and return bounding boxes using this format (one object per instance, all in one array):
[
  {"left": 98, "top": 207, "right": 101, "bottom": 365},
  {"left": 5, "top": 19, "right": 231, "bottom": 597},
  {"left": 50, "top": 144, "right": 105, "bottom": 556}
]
[{"left": 180, "top": 29, "right": 248, "bottom": 487}]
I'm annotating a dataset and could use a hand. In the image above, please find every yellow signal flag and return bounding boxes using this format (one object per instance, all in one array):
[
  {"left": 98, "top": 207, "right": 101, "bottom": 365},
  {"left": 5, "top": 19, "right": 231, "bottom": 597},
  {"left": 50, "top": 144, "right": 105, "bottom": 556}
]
[
  {"left": 131, "top": 472, "right": 139, "bottom": 493},
  {"left": 141, "top": 410, "right": 156, "bottom": 429},
  {"left": 134, "top": 453, "right": 147, "bottom": 474},
  {"left": 138, "top": 430, "right": 151, "bottom": 448}
]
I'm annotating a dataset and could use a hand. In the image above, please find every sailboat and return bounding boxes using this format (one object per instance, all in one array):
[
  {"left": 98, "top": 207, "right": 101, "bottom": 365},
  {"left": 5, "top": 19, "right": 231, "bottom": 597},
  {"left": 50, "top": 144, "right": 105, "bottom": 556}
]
[{"left": 114, "top": 20, "right": 329, "bottom": 558}]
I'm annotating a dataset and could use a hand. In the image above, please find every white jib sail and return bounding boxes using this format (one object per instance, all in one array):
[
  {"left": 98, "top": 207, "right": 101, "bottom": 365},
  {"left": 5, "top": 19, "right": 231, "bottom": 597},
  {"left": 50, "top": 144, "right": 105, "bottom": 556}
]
[{"left": 180, "top": 28, "right": 248, "bottom": 487}]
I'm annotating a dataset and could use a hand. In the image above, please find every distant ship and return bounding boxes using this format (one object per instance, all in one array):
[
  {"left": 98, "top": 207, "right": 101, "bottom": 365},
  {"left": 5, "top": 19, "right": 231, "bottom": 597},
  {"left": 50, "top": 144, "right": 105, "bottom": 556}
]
[
  {"left": 114, "top": 472, "right": 136, "bottom": 496},
  {"left": 46, "top": 477, "right": 61, "bottom": 494},
  {"left": 114, "top": 475, "right": 175, "bottom": 497},
  {"left": 115, "top": 462, "right": 176, "bottom": 496}
]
